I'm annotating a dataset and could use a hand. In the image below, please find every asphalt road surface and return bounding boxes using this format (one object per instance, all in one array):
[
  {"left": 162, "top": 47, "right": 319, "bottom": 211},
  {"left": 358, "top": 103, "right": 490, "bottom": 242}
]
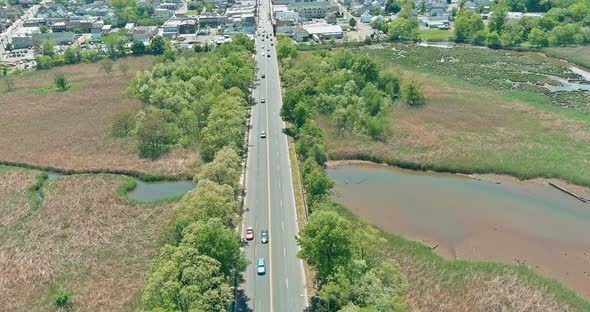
[{"left": 237, "top": 0, "right": 308, "bottom": 311}]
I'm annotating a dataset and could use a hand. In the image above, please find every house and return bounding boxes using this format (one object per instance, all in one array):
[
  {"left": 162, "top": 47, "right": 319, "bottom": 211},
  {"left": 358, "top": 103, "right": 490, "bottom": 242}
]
[
  {"left": 132, "top": 29, "right": 148, "bottom": 41},
  {"left": 370, "top": 15, "right": 384, "bottom": 23},
  {"left": 425, "top": 15, "right": 450, "bottom": 28},
  {"left": 463, "top": 1, "right": 479, "bottom": 12},
  {"left": 361, "top": 11, "right": 372, "bottom": 23},
  {"left": 293, "top": 26, "right": 309, "bottom": 41},
  {"left": 155, "top": 8, "right": 174, "bottom": 18}
]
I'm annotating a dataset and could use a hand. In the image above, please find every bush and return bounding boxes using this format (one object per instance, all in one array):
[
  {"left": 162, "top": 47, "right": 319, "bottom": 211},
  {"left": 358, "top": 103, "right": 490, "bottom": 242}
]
[
  {"left": 401, "top": 79, "right": 425, "bottom": 106},
  {"left": 112, "top": 109, "right": 136, "bottom": 137},
  {"left": 51, "top": 288, "right": 73, "bottom": 308},
  {"left": 54, "top": 72, "right": 69, "bottom": 91}
]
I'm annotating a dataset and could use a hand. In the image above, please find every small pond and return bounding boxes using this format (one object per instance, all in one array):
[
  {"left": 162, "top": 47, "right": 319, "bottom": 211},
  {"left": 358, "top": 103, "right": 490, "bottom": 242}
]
[{"left": 41, "top": 172, "right": 195, "bottom": 203}]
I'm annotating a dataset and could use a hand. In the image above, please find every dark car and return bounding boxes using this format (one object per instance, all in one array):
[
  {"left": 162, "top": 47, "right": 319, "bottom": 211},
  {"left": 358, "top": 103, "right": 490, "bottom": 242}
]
[
  {"left": 261, "top": 230, "right": 269, "bottom": 244},
  {"left": 261, "top": 73, "right": 265, "bottom": 78}
]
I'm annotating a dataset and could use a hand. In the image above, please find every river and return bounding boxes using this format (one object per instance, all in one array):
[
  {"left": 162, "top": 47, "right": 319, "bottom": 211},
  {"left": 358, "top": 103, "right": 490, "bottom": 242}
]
[{"left": 326, "top": 163, "right": 590, "bottom": 299}]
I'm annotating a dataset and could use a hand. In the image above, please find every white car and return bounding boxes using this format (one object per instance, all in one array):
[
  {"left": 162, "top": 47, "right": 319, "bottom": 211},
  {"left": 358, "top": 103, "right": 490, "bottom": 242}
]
[{"left": 260, "top": 131, "right": 266, "bottom": 138}]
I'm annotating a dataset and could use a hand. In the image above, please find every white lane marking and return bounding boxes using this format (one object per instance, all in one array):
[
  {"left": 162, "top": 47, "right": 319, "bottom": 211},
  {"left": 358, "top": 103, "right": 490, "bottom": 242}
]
[
  {"left": 282, "top": 221, "right": 284, "bottom": 232},
  {"left": 284, "top": 248, "right": 286, "bottom": 258},
  {"left": 286, "top": 278, "right": 289, "bottom": 289}
]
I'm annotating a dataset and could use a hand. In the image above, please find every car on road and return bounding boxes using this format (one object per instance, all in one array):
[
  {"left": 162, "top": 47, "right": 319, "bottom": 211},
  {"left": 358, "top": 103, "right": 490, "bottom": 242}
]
[
  {"left": 260, "top": 131, "right": 266, "bottom": 138},
  {"left": 257, "top": 258, "right": 266, "bottom": 275},
  {"left": 246, "top": 227, "right": 254, "bottom": 240},
  {"left": 267, "top": 54, "right": 271, "bottom": 58},
  {"left": 261, "top": 230, "right": 268, "bottom": 244},
  {"left": 261, "top": 73, "right": 265, "bottom": 78},
  {"left": 261, "top": 98, "right": 265, "bottom": 103}
]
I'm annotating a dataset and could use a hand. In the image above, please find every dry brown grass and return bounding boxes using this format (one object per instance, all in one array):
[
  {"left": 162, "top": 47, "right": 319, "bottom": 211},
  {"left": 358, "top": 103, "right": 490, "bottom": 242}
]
[
  {"left": 322, "top": 69, "right": 590, "bottom": 186},
  {"left": 0, "top": 167, "right": 175, "bottom": 311},
  {"left": 0, "top": 57, "right": 201, "bottom": 176}
]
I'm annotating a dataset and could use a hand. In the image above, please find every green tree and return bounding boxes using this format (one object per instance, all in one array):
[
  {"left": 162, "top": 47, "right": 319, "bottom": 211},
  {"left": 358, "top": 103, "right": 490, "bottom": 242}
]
[
  {"left": 486, "top": 31, "right": 502, "bottom": 48},
  {"left": 175, "top": 109, "right": 200, "bottom": 145},
  {"left": 54, "top": 72, "right": 69, "bottom": 91},
  {"left": 142, "top": 245, "right": 232, "bottom": 312},
  {"left": 41, "top": 40, "right": 56, "bottom": 56},
  {"left": 298, "top": 211, "right": 353, "bottom": 284},
  {"left": 136, "top": 108, "right": 176, "bottom": 158},
  {"left": 302, "top": 162, "right": 335, "bottom": 205},
  {"left": 150, "top": 35, "right": 167, "bottom": 55},
  {"left": 176, "top": 179, "right": 238, "bottom": 228},
  {"left": 281, "top": 87, "right": 304, "bottom": 123},
  {"left": 352, "top": 55, "right": 379, "bottom": 82},
  {"left": 489, "top": 6, "right": 508, "bottom": 34},
  {"left": 180, "top": 221, "right": 246, "bottom": 280},
  {"left": 528, "top": 27, "right": 548, "bottom": 46},
  {"left": 401, "top": 79, "right": 425, "bottom": 106},
  {"left": 196, "top": 146, "right": 242, "bottom": 192},
  {"left": 277, "top": 33, "right": 298, "bottom": 60},
  {"left": 63, "top": 47, "right": 81, "bottom": 64},
  {"left": 163, "top": 47, "right": 176, "bottom": 62},
  {"left": 454, "top": 9, "right": 484, "bottom": 42},
  {"left": 349, "top": 17, "right": 357, "bottom": 27},
  {"left": 131, "top": 40, "right": 146, "bottom": 55},
  {"left": 387, "top": 17, "right": 419, "bottom": 41},
  {"left": 99, "top": 58, "right": 114, "bottom": 76},
  {"left": 112, "top": 109, "right": 136, "bottom": 137}
]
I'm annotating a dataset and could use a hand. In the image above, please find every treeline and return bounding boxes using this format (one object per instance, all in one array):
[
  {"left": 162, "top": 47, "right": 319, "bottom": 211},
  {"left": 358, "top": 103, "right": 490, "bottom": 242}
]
[
  {"left": 277, "top": 38, "right": 409, "bottom": 312},
  {"left": 117, "top": 33, "right": 255, "bottom": 159},
  {"left": 110, "top": 0, "right": 166, "bottom": 26},
  {"left": 35, "top": 33, "right": 170, "bottom": 70},
  {"left": 142, "top": 146, "right": 246, "bottom": 311},
  {"left": 455, "top": 0, "right": 590, "bottom": 48},
  {"left": 278, "top": 34, "right": 424, "bottom": 144}
]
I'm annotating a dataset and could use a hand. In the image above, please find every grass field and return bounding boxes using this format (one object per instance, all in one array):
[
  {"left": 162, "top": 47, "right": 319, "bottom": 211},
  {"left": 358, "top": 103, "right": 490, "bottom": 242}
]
[
  {"left": 316, "top": 201, "right": 590, "bottom": 312},
  {"left": 319, "top": 46, "right": 590, "bottom": 187},
  {"left": 418, "top": 29, "right": 454, "bottom": 41},
  {"left": 0, "top": 166, "right": 175, "bottom": 311},
  {"left": 544, "top": 46, "right": 590, "bottom": 69},
  {"left": 0, "top": 56, "right": 201, "bottom": 176}
]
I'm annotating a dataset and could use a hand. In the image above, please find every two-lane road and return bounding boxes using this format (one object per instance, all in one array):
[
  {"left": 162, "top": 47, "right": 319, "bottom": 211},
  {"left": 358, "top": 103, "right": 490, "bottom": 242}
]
[{"left": 238, "top": 0, "right": 308, "bottom": 311}]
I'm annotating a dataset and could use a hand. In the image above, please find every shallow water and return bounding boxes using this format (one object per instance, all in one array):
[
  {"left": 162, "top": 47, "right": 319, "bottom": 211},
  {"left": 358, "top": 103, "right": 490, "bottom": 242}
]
[
  {"left": 327, "top": 164, "right": 590, "bottom": 299},
  {"left": 127, "top": 180, "right": 195, "bottom": 202},
  {"left": 544, "top": 66, "right": 590, "bottom": 92}
]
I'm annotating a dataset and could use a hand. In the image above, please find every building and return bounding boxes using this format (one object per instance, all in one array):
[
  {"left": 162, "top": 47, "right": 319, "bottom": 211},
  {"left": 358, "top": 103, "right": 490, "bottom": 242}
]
[
  {"left": 302, "top": 23, "right": 343, "bottom": 39},
  {"left": 361, "top": 11, "right": 372, "bottom": 23},
  {"left": 293, "top": 26, "right": 309, "bottom": 41},
  {"left": 179, "top": 19, "right": 197, "bottom": 34},
  {"left": 162, "top": 19, "right": 182, "bottom": 38},
  {"left": 198, "top": 13, "right": 227, "bottom": 27},
  {"left": 287, "top": 1, "right": 333, "bottom": 20}
]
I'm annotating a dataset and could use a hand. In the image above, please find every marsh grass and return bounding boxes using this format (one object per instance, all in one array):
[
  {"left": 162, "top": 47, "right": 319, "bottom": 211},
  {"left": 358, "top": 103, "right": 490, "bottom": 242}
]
[
  {"left": 0, "top": 167, "right": 175, "bottom": 311},
  {"left": 418, "top": 29, "right": 454, "bottom": 42},
  {"left": 544, "top": 46, "right": 590, "bottom": 69}
]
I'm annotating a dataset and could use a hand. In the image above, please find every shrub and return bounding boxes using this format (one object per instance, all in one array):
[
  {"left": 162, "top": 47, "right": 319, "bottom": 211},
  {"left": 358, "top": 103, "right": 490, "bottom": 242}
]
[
  {"left": 51, "top": 288, "right": 73, "bottom": 308},
  {"left": 54, "top": 72, "right": 69, "bottom": 91},
  {"left": 111, "top": 109, "right": 136, "bottom": 137}
]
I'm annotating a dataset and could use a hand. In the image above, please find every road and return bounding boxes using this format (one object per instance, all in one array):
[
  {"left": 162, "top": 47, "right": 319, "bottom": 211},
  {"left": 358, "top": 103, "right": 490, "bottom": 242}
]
[{"left": 237, "top": 0, "right": 308, "bottom": 310}]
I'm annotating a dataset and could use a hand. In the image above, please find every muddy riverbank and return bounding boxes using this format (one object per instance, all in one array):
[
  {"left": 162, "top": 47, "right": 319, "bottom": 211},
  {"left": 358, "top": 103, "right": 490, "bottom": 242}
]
[{"left": 326, "top": 160, "right": 590, "bottom": 299}]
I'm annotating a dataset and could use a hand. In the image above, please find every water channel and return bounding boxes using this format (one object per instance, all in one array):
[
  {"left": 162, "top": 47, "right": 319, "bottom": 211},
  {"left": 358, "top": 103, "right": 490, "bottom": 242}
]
[
  {"left": 40, "top": 172, "right": 195, "bottom": 203},
  {"left": 327, "top": 163, "right": 590, "bottom": 299}
]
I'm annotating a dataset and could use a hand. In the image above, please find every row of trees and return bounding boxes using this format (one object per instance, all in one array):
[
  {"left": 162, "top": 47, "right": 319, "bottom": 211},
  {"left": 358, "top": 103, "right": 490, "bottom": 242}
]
[
  {"left": 35, "top": 34, "right": 170, "bottom": 70},
  {"left": 143, "top": 146, "right": 246, "bottom": 311},
  {"left": 110, "top": 0, "right": 165, "bottom": 26},
  {"left": 278, "top": 38, "right": 424, "bottom": 143},
  {"left": 116, "top": 33, "right": 254, "bottom": 159},
  {"left": 455, "top": 0, "right": 590, "bottom": 48},
  {"left": 275, "top": 38, "right": 410, "bottom": 312}
]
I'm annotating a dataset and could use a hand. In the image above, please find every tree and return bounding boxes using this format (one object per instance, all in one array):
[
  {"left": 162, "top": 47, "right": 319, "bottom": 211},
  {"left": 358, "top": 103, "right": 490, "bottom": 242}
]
[
  {"left": 401, "top": 79, "right": 425, "bottom": 106},
  {"left": 277, "top": 33, "right": 298, "bottom": 60},
  {"left": 112, "top": 109, "right": 136, "bottom": 137},
  {"left": 302, "top": 162, "right": 335, "bottom": 204},
  {"left": 40, "top": 25, "right": 49, "bottom": 33},
  {"left": 99, "top": 59, "right": 114, "bottom": 76},
  {"left": 136, "top": 108, "right": 176, "bottom": 158},
  {"left": 163, "top": 47, "right": 176, "bottom": 62},
  {"left": 298, "top": 211, "right": 354, "bottom": 284},
  {"left": 150, "top": 35, "right": 167, "bottom": 55},
  {"left": 489, "top": 6, "right": 508, "bottom": 34},
  {"left": 352, "top": 55, "right": 379, "bottom": 82},
  {"left": 180, "top": 221, "right": 246, "bottom": 280},
  {"left": 528, "top": 27, "right": 548, "bottom": 46},
  {"left": 387, "top": 17, "right": 419, "bottom": 41},
  {"left": 196, "top": 146, "right": 242, "bottom": 192},
  {"left": 54, "top": 72, "right": 69, "bottom": 91},
  {"left": 281, "top": 88, "right": 304, "bottom": 123},
  {"left": 118, "top": 62, "right": 130, "bottom": 78},
  {"left": 142, "top": 245, "right": 232, "bottom": 312},
  {"left": 349, "top": 17, "right": 357, "bottom": 28},
  {"left": 131, "top": 40, "right": 146, "bottom": 55},
  {"left": 3, "top": 75, "right": 15, "bottom": 92},
  {"left": 384, "top": 0, "right": 401, "bottom": 13},
  {"left": 41, "top": 40, "right": 56, "bottom": 57},
  {"left": 63, "top": 47, "right": 81, "bottom": 64},
  {"left": 486, "top": 31, "right": 502, "bottom": 48},
  {"left": 454, "top": 9, "right": 484, "bottom": 42},
  {"left": 176, "top": 179, "right": 238, "bottom": 229}
]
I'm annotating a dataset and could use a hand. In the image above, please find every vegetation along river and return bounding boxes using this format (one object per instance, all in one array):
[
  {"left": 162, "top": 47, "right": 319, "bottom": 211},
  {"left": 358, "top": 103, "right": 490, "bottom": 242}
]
[{"left": 326, "top": 162, "right": 590, "bottom": 299}]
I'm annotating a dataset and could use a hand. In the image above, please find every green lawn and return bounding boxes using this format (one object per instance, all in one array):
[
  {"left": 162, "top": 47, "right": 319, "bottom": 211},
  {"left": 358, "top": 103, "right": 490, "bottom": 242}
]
[{"left": 418, "top": 29, "right": 454, "bottom": 41}]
